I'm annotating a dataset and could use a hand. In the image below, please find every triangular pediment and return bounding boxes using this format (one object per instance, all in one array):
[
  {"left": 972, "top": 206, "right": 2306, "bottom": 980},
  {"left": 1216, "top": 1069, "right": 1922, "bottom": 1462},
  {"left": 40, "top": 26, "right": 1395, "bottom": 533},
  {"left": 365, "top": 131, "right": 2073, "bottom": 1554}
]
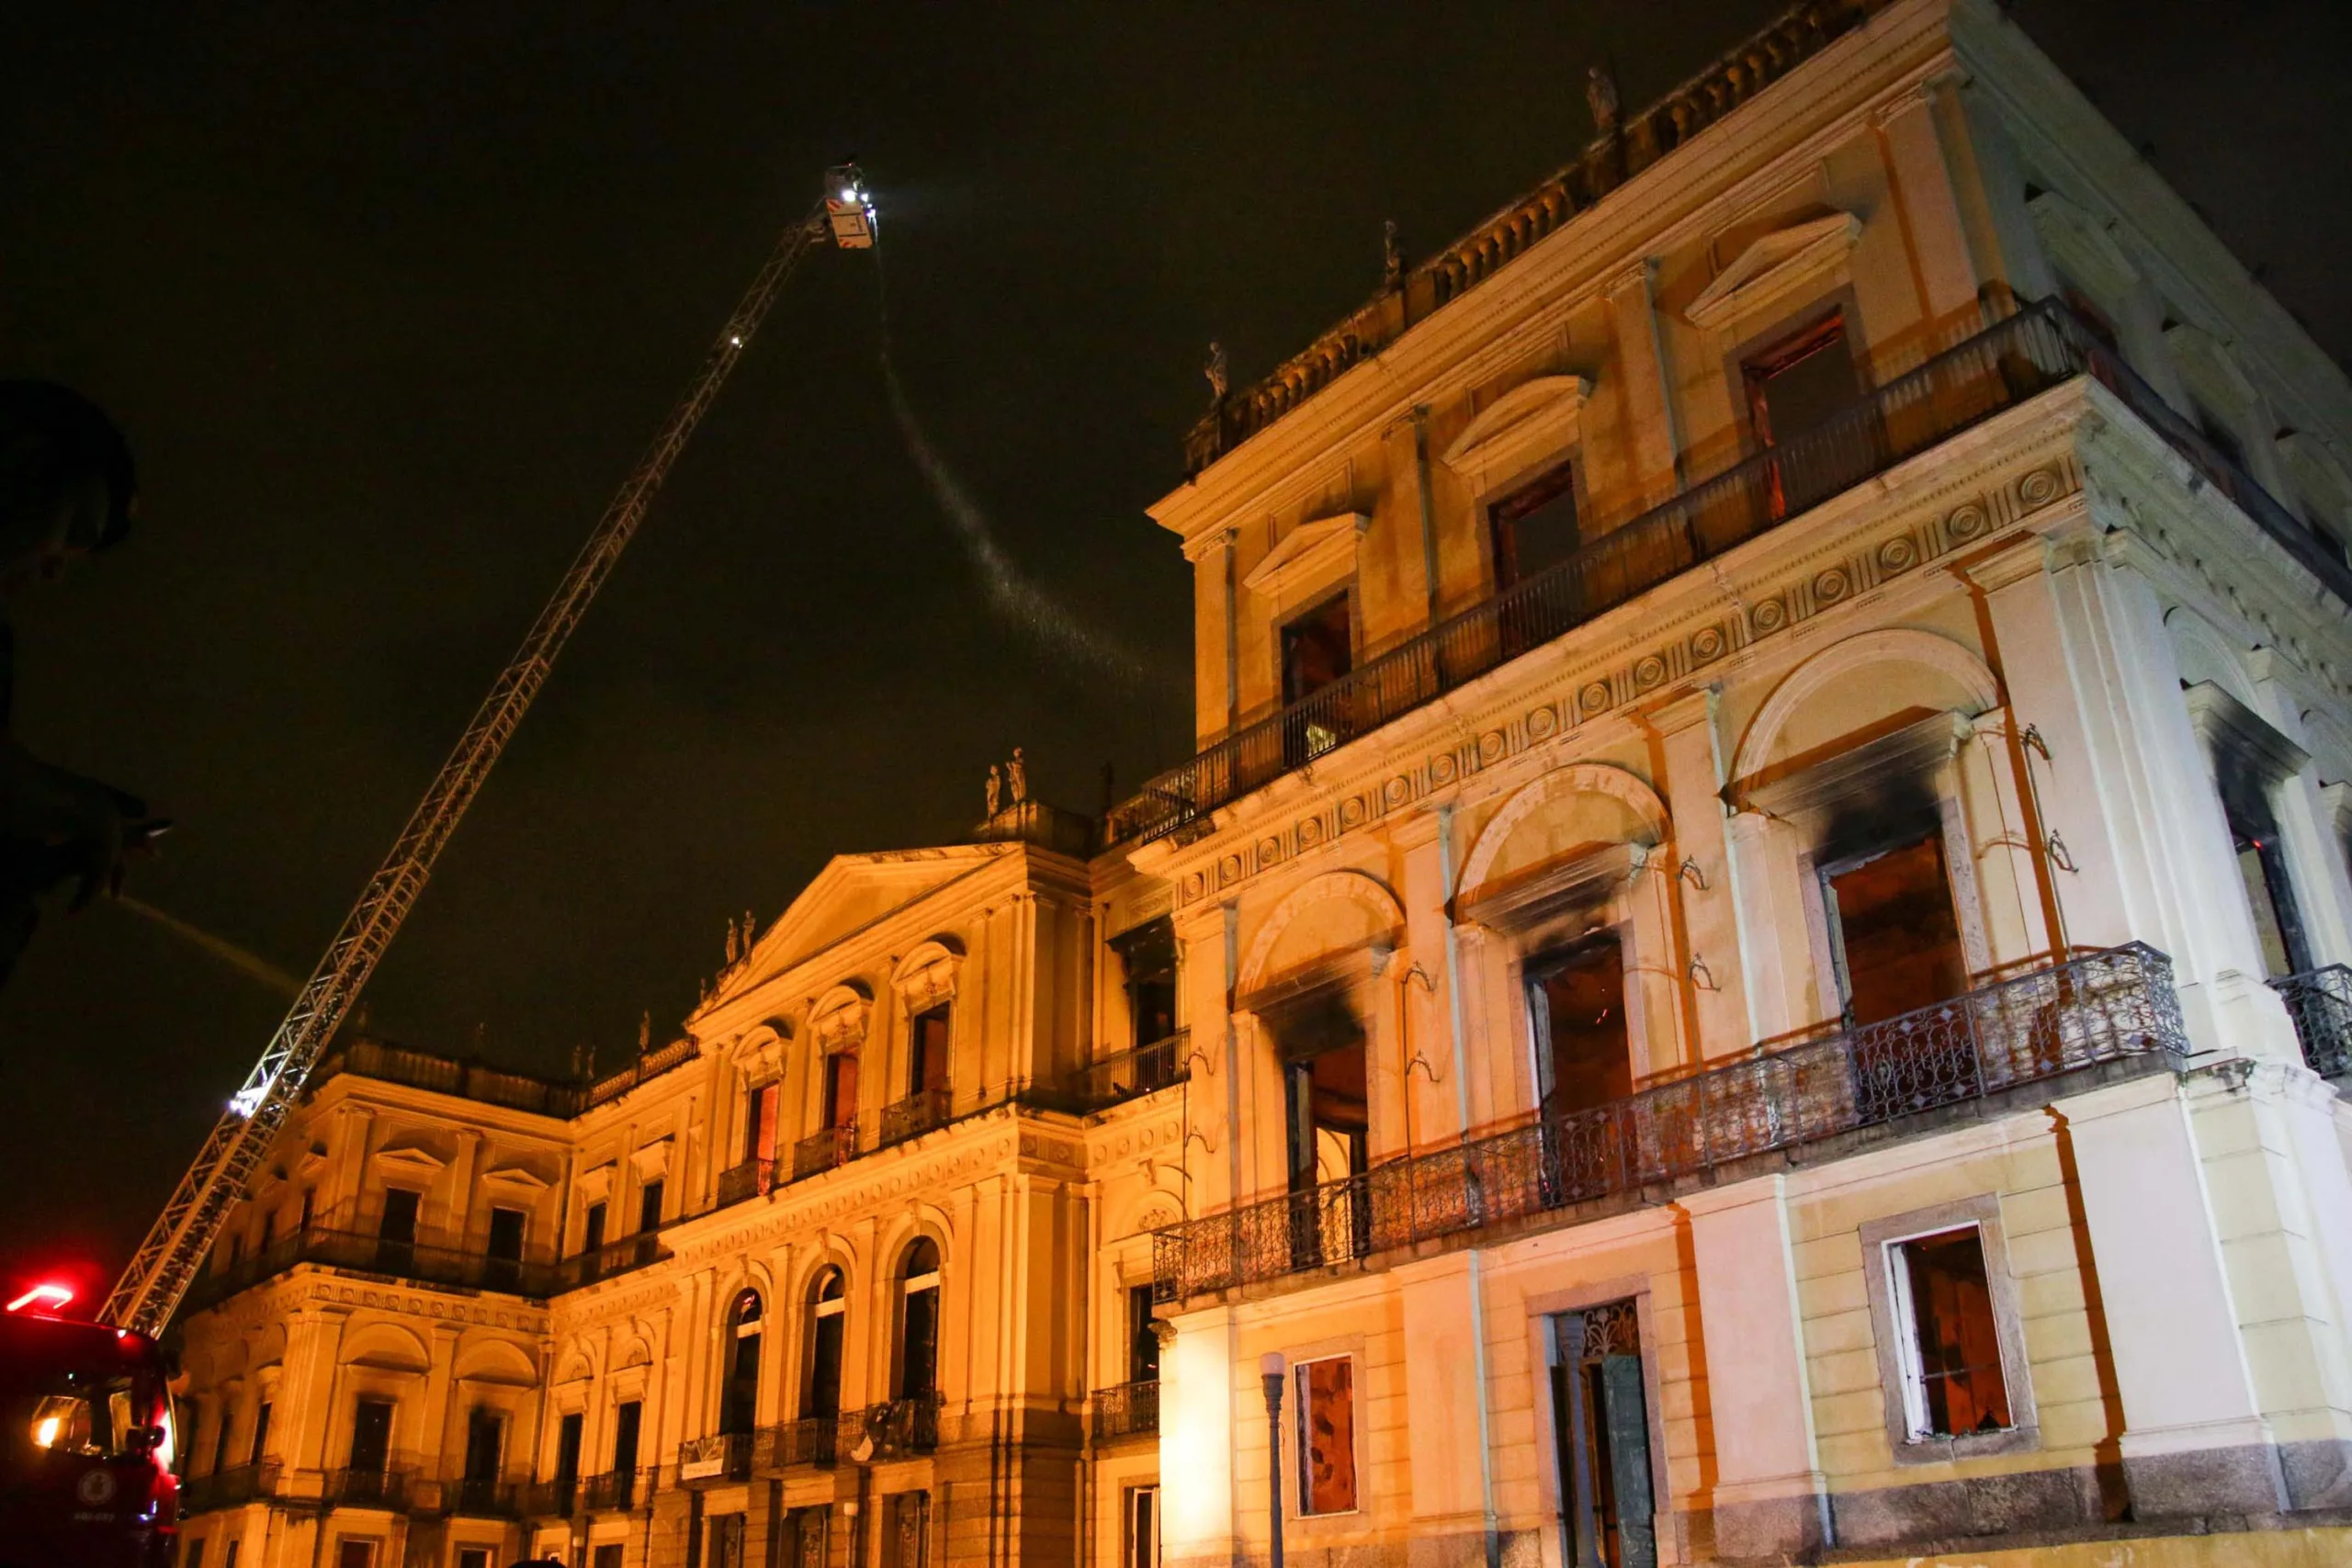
[
  {"left": 1686, "top": 212, "right": 1860, "bottom": 330},
  {"left": 1442, "top": 376, "right": 1593, "bottom": 491},
  {"left": 724, "top": 846, "right": 1012, "bottom": 993},
  {"left": 1241, "top": 511, "right": 1369, "bottom": 598},
  {"left": 372, "top": 1143, "right": 447, "bottom": 1177},
  {"left": 481, "top": 1161, "right": 552, "bottom": 1193}
]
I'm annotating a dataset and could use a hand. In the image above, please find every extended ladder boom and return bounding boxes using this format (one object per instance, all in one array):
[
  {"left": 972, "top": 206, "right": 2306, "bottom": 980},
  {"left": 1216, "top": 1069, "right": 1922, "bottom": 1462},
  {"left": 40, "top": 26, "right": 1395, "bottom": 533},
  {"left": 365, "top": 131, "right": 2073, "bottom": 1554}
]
[{"left": 105, "top": 171, "right": 875, "bottom": 1336}]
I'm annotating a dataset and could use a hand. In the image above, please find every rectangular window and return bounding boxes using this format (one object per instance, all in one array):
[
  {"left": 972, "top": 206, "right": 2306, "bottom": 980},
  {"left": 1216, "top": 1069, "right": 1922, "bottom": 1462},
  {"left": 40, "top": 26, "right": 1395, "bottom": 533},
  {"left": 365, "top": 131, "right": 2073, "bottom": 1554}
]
[
  {"left": 458, "top": 1552, "right": 492, "bottom": 1568},
  {"left": 909, "top": 1005, "right": 952, "bottom": 1093},
  {"left": 1489, "top": 460, "right": 1580, "bottom": 592},
  {"left": 1744, "top": 310, "right": 1865, "bottom": 520},
  {"left": 581, "top": 1201, "right": 606, "bottom": 1256},
  {"left": 553, "top": 1410, "right": 583, "bottom": 1488},
  {"left": 1123, "top": 1483, "right": 1160, "bottom": 1568},
  {"left": 299, "top": 1190, "right": 314, "bottom": 1234},
  {"left": 594, "top": 1549, "right": 625, "bottom": 1568},
  {"left": 1126, "top": 1282, "right": 1161, "bottom": 1384},
  {"left": 347, "top": 1400, "right": 393, "bottom": 1475},
  {"left": 1890, "top": 1227, "right": 2014, "bottom": 1439},
  {"left": 184, "top": 1540, "right": 203, "bottom": 1568},
  {"left": 613, "top": 1398, "right": 642, "bottom": 1476},
  {"left": 637, "top": 1178, "right": 664, "bottom": 1234},
  {"left": 1527, "top": 935, "right": 1631, "bottom": 1117},
  {"left": 1549, "top": 1300, "right": 1654, "bottom": 1568},
  {"left": 2225, "top": 794, "right": 2309, "bottom": 980},
  {"left": 747, "top": 1081, "right": 781, "bottom": 1164},
  {"left": 462, "top": 1408, "right": 502, "bottom": 1483},
  {"left": 249, "top": 1401, "right": 271, "bottom": 1467},
  {"left": 1293, "top": 1356, "right": 1359, "bottom": 1516},
  {"left": 826, "top": 1050, "right": 861, "bottom": 1132},
  {"left": 1745, "top": 310, "right": 1860, "bottom": 448},
  {"left": 709, "top": 1514, "right": 747, "bottom": 1568},
  {"left": 376, "top": 1190, "right": 420, "bottom": 1275},
  {"left": 260, "top": 1211, "right": 276, "bottom": 1250},
  {"left": 1281, "top": 592, "right": 1353, "bottom": 708},
  {"left": 486, "top": 1207, "right": 526, "bottom": 1262},
  {"left": 210, "top": 1402, "right": 235, "bottom": 1476},
  {"left": 789, "top": 1507, "right": 831, "bottom": 1568},
  {"left": 1823, "top": 831, "right": 1967, "bottom": 1027},
  {"left": 886, "top": 1490, "right": 931, "bottom": 1568},
  {"left": 222, "top": 1544, "right": 240, "bottom": 1568},
  {"left": 334, "top": 1544, "right": 376, "bottom": 1568}
]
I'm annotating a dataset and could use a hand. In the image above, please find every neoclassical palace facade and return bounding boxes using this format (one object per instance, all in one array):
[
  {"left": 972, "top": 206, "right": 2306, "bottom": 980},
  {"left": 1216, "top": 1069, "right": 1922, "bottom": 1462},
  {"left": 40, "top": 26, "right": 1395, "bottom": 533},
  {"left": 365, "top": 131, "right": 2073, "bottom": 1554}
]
[{"left": 175, "top": 1, "right": 2352, "bottom": 1565}]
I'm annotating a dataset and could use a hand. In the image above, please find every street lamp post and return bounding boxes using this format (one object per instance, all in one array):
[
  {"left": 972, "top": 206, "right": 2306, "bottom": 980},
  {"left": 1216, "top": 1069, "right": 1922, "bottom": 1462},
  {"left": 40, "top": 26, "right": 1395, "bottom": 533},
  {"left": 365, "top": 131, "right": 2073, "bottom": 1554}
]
[{"left": 1261, "top": 1352, "right": 1287, "bottom": 1568}]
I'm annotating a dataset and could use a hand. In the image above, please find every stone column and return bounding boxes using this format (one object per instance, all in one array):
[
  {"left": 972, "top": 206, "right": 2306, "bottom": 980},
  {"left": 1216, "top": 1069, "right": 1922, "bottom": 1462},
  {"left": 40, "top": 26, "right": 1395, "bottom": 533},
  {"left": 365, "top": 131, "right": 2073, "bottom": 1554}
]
[
  {"left": 2249, "top": 651, "right": 2352, "bottom": 969},
  {"left": 1394, "top": 1253, "right": 1497, "bottom": 1567},
  {"left": 1605, "top": 260, "right": 1684, "bottom": 507},
  {"left": 1973, "top": 524, "right": 2298, "bottom": 1062},
  {"left": 1644, "top": 687, "right": 1747, "bottom": 1065},
  {"left": 2061, "top": 1070, "right": 2289, "bottom": 1513},
  {"left": 1873, "top": 75, "right": 1983, "bottom": 334},
  {"left": 1680, "top": 1177, "right": 1827, "bottom": 1559},
  {"left": 2185, "top": 1063, "right": 2352, "bottom": 1507},
  {"left": 1156, "top": 1303, "right": 1241, "bottom": 1568},
  {"left": 1721, "top": 810, "right": 1803, "bottom": 1043}
]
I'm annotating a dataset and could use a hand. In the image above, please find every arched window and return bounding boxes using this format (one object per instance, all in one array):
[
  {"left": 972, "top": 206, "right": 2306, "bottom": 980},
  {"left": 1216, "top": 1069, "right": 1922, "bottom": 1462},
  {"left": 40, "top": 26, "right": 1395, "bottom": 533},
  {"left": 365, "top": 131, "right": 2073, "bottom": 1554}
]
[
  {"left": 805, "top": 1267, "right": 848, "bottom": 1419},
  {"left": 720, "top": 1289, "right": 763, "bottom": 1435},
  {"left": 897, "top": 1239, "right": 943, "bottom": 1401}
]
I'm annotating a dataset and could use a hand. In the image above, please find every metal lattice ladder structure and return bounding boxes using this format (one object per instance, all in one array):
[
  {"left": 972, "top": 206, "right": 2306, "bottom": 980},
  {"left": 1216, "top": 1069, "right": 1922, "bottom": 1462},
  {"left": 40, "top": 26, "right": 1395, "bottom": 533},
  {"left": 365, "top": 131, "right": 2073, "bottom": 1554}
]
[{"left": 101, "top": 169, "right": 879, "bottom": 1336}]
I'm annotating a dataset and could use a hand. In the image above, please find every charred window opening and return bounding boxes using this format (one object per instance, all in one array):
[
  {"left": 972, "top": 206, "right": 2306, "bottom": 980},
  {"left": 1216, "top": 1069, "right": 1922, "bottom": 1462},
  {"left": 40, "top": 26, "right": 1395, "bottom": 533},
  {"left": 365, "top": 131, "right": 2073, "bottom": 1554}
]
[
  {"left": 823, "top": 1047, "right": 861, "bottom": 1133},
  {"left": 1890, "top": 1227, "right": 2014, "bottom": 1439},
  {"left": 1549, "top": 1300, "right": 1655, "bottom": 1568},
  {"left": 461, "top": 1407, "right": 502, "bottom": 1483},
  {"left": 1294, "top": 1356, "right": 1359, "bottom": 1516},
  {"left": 907, "top": 1003, "right": 951, "bottom": 1096},
  {"left": 1744, "top": 309, "right": 1865, "bottom": 519},
  {"left": 744, "top": 1080, "right": 780, "bottom": 1165},
  {"left": 1281, "top": 592, "right": 1354, "bottom": 765},
  {"left": 1126, "top": 1282, "right": 1161, "bottom": 1384},
  {"left": 2226, "top": 795, "right": 2309, "bottom": 980},
  {"left": 1527, "top": 934, "right": 1632, "bottom": 1116},
  {"left": 1242, "top": 953, "right": 1381, "bottom": 1267},
  {"left": 1490, "top": 459, "right": 1581, "bottom": 592},
  {"left": 636, "top": 1178, "right": 664, "bottom": 1234},
  {"left": 898, "top": 1240, "right": 942, "bottom": 1401},
  {"left": 720, "top": 1290, "right": 763, "bottom": 1435},
  {"left": 1110, "top": 916, "right": 1179, "bottom": 1063},
  {"left": 1822, "top": 827, "right": 1969, "bottom": 1029},
  {"left": 580, "top": 1201, "right": 605, "bottom": 1256},
  {"left": 2188, "top": 681, "right": 2315, "bottom": 980},
  {"left": 806, "top": 1268, "right": 847, "bottom": 1418},
  {"left": 346, "top": 1398, "right": 393, "bottom": 1475},
  {"left": 552, "top": 1410, "right": 583, "bottom": 1501}
]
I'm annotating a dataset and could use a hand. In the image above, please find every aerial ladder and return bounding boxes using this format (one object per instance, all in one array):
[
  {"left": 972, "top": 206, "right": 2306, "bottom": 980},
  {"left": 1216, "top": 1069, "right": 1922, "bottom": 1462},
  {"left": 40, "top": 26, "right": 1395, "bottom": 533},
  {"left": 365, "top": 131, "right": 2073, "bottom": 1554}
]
[{"left": 98, "top": 167, "right": 881, "bottom": 1337}]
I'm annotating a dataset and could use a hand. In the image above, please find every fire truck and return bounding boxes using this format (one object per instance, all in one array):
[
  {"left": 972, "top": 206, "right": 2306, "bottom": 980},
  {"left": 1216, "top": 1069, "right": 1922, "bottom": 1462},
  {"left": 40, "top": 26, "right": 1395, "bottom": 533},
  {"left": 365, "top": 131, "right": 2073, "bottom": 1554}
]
[{"left": 0, "top": 1284, "right": 178, "bottom": 1568}]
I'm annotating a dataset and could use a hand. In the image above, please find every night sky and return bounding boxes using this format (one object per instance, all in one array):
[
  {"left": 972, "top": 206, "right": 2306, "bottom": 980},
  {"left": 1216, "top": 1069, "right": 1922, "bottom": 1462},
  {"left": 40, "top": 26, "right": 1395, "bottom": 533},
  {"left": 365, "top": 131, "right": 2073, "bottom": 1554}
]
[{"left": 3, "top": 2, "right": 2346, "bottom": 1295}]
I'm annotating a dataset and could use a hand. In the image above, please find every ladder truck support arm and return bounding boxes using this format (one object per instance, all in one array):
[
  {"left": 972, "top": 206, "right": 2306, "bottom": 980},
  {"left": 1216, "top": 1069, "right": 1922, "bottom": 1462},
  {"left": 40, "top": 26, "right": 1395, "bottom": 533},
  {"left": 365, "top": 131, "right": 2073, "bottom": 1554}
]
[{"left": 102, "top": 166, "right": 877, "bottom": 1336}]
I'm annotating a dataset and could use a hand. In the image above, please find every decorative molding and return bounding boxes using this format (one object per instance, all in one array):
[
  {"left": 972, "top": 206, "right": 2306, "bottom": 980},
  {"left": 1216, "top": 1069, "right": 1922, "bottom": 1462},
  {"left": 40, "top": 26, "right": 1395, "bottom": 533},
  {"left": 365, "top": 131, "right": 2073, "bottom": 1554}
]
[
  {"left": 1731, "top": 627, "right": 1999, "bottom": 781},
  {"left": 1684, "top": 212, "right": 1861, "bottom": 331},
  {"left": 809, "top": 982, "right": 873, "bottom": 1054},
  {"left": 1457, "top": 762, "right": 1671, "bottom": 897},
  {"left": 890, "top": 939, "right": 965, "bottom": 1012},
  {"left": 1441, "top": 376, "right": 1594, "bottom": 497},
  {"left": 1241, "top": 511, "right": 1370, "bottom": 600},
  {"left": 627, "top": 1138, "right": 673, "bottom": 1182},
  {"left": 1167, "top": 457, "right": 2076, "bottom": 911}
]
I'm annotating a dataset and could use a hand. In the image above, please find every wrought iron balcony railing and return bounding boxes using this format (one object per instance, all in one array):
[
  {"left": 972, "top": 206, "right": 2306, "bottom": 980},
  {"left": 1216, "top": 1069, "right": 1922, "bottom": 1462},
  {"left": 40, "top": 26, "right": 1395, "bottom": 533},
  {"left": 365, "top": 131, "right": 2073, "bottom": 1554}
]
[
  {"left": 187, "top": 1225, "right": 563, "bottom": 1311},
  {"left": 756, "top": 1416, "right": 841, "bottom": 1471},
  {"left": 1111, "top": 299, "right": 2352, "bottom": 849},
  {"left": 676, "top": 1430, "right": 754, "bottom": 1484},
  {"left": 555, "top": 1232, "right": 672, "bottom": 1291},
  {"left": 879, "top": 1085, "right": 954, "bottom": 1147},
  {"left": 792, "top": 1124, "right": 858, "bottom": 1181},
  {"left": 178, "top": 1461, "right": 279, "bottom": 1516},
  {"left": 523, "top": 1477, "right": 579, "bottom": 1518},
  {"left": 818, "top": 1398, "right": 942, "bottom": 1461},
  {"left": 580, "top": 1468, "right": 651, "bottom": 1512},
  {"left": 716, "top": 1157, "right": 776, "bottom": 1208},
  {"left": 317, "top": 1040, "right": 585, "bottom": 1117},
  {"left": 1091, "top": 1380, "right": 1160, "bottom": 1443},
  {"left": 322, "top": 1462, "right": 416, "bottom": 1511},
  {"left": 1155, "top": 943, "right": 2187, "bottom": 1303},
  {"left": 444, "top": 1474, "right": 522, "bottom": 1517},
  {"left": 2269, "top": 964, "right": 2352, "bottom": 1077},
  {"left": 1035, "top": 1033, "right": 1193, "bottom": 1115}
]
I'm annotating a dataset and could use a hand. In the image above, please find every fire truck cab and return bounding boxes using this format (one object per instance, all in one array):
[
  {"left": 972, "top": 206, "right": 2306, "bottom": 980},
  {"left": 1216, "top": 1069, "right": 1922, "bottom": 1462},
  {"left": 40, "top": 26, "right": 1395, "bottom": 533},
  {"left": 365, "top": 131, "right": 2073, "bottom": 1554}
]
[{"left": 0, "top": 1304, "right": 179, "bottom": 1568}]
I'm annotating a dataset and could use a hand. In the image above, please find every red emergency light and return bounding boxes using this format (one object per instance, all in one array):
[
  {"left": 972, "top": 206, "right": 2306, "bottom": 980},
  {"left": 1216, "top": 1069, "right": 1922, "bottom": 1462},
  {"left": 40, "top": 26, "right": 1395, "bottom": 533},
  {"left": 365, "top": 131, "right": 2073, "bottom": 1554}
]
[{"left": 5, "top": 1281, "right": 76, "bottom": 1316}]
